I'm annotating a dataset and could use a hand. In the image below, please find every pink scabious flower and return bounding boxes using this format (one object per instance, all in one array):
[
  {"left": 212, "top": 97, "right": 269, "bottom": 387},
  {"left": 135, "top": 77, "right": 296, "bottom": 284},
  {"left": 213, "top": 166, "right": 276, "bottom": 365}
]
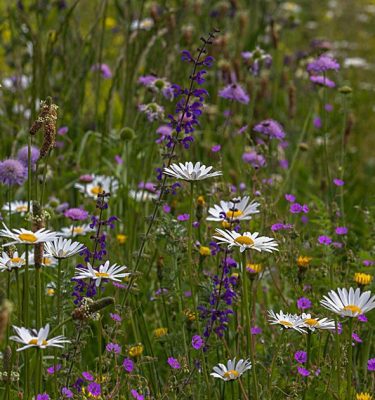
[
  {"left": 115, "top": 155, "right": 123, "bottom": 164},
  {"left": 297, "top": 366, "right": 310, "bottom": 377},
  {"left": 177, "top": 213, "right": 190, "bottom": 221},
  {"left": 0, "top": 159, "right": 27, "bottom": 186},
  {"left": 290, "top": 203, "right": 303, "bottom": 213},
  {"left": 17, "top": 145, "right": 40, "bottom": 167},
  {"left": 110, "top": 313, "right": 122, "bottom": 322},
  {"left": 211, "top": 144, "right": 221, "bottom": 152},
  {"left": 313, "top": 116, "right": 322, "bottom": 129},
  {"left": 123, "top": 358, "right": 134, "bottom": 373},
  {"left": 335, "top": 226, "right": 348, "bottom": 235},
  {"left": 325, "top": 103, "right": 333, "bottom": 112},
  {"left": 318, "top": 235, "right": 332, "bottom": 245},
  {"left": 242, "top": 151, "right": 266, "bottom": 168},
  {"left": 333, "top": 178, "right": 344, "bottom": 186},
  {"left": 250, "top": 326, "right": 262, "bottom": 335},
  {"left": 58, "top": 126, "right": 69, "bottom": 135},
  {"left": 297, "top": 297, "right": 312, "bottom": 310},
  {"left": 61, "top": 387, "right": 73, "bottom": 398},
  {"left": 271, "top": 223, "right": 293, "bottom": 232},
  {"left": 36, "top": 394, "right": 50, "bottom": 400},
  {"left": 106, "top": 342, "right": 121, "bottom": 354},
  {"left": 219, "top": 83, "right": 250, "bottom": 104},
  {"left": 307, "top": 54, "right": 340, "bottom": 73},
  {"left": 156, "top": 125, "right": 172, "bottom": 144},
  {"left": 87, "top": 382, "right": 101, "bottom": 396},
  {"left": 368, "top": 358, "right": 375, "bottom": 371},
  {"left": 192, "top": 335, "right": 204, "bottom": 350},
  {"left": 162, "top": 204, "right": 171, "bottom": 213},
  {"left": 167, "top": 357, "right": 181, "bottom": 369},
  {"left": 91, "top": 63, "right": 112, "bottom": 79},
  {"left": 310, "top": 75, "right": 336, "bottom": 88},
  {"left": 64, "top": 207, "right": 89, "bottom": 221},
  {"left": 253, "top": 119, "right": 285, "bottom": 140},
  {"left": 285, "top": 194, "right": 296, "bottom": 203},
  {"left": 131, "top": 389, "right": 144, "bottom": 400},
  {"left": 79, "top": 174, "right": 94, "bottom": 183}
]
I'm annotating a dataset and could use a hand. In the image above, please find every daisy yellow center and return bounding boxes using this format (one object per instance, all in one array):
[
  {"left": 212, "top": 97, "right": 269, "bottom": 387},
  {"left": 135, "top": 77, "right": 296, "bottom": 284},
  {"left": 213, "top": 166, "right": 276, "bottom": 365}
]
[
  {"left": 47, "top": 288, "right": 55, "bottom": 295},
  {"left": 43, "top": 257, "right": 52, "bottom": 265},
  {"left": 279, "top": 320, "right": 293, "bottom": 327},
  {"left": 304, "top": 318, "right": 319, "bottom": 327},
  {"left": 16, "top": 205, "right": 27, "bottom": 212},
  {"left": 90, "top": 186, "right": 103, "bottom": 195},
  {"left": 18, "top": 233, "right": 37, "bottom": 243},
  {"left": 95, "top": 272, "right": 109, "bottom": 278},
  {"left": 73, "top": 227, "right": 84, "bottom": 234},
  {"left": 28, "top": 339, "right": 48, "bottom": 345},
  {"left": 343, "top": 305, "right": 362, "bottom": 314},
  {"left": 234, "top": 236, "right": 254, "bottom": 246},
  {"left": 223, "top": 370, "right": 239, "bottom": 379},
  {"left": 226, "top": 210, "right": 243, "bottom": 219},
  {"left": 11, "top": 257, "right": 24, "bottom": 263},
  {"left": 221, "top": 220, "right": 231, "bottom": 229}
]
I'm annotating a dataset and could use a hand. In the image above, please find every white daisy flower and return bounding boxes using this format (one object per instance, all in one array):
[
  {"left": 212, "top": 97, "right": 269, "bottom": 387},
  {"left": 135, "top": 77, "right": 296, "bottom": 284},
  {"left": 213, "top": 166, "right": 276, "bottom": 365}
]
[
  {"left": 268, "top": 310, "right": 307, "bottom": 333},
  {"left": 163, "top": 162, "right": 222, "bottom": 181},
  {"left": 213, "top": 229, "right": 278, "bottom": 253},
  {"left": 74, "top": 175, "right": 119, "bottom": 198},
  {"left": 2, "top": 201, "right": 29, "bottom": 215},
  {"left": 10, "top": 323, "right": 70, "bottom": 351},
  {"left": 210, "top": 358, "right": 252, "bottom": 381},
  {"left": 60, "top": 224, "right": 95, "bottom": 238},
  {"left": 44, "top": 237, "right": 85, "bottom": 259},
  {"left": 320, "top": 287, "right": 375, "bottom": 317},
  {"left": 301, "top": 313, "right": 336, "bottom": 332},
  {"left": 74, "top": 260, "right": 130, "bottom": 287},
  {"left": 128, "top": 189, "right": 159, "bottom": 202},
  {"left": 130, "top": 17, "right": 154, "bottom": 31},
  {"left": 207, "top": 196, "right": 260, "bottom": 222},
  {"left": 28, "top": 251, "right": 58, "bottom": 268},
  {"left": 0, "top": 223, "right": 59, "bottom": 246},
  {"left": 0, "top": 251, "right": 26, "bottom": 271},
  {"left": 46, "top": 282, "right": 56, "bottom": 296}
]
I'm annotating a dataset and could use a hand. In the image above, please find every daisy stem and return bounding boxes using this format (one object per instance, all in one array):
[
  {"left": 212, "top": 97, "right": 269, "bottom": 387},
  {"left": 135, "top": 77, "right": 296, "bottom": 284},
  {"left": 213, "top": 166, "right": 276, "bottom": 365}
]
[
  {"left": 35, "top": 266, "right": 42, "bottom": 328},
  {"left": 57, "top": 259, "right": 62, "bottom": 329},
  {"left": 303, "top": 332, "right": 312, "bottom": 400},
  {"left": 346, "top": 318, "right": 353, "bottom": 399},
  {"left": 35, "top": 349, "right": 42, "bottom": 394},
  {"left": 334, "top": 317, "right": 341, "bottom": 395},
  {"left": 23, "top": 245, "right": 30, "bottom": 397}
]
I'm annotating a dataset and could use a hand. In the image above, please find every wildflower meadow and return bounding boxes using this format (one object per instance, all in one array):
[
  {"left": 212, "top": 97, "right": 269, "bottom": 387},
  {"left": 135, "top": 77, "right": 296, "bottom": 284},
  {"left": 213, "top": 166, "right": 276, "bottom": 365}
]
[{"left": 0, "top": 1, "right": 374, "bottom": 399}]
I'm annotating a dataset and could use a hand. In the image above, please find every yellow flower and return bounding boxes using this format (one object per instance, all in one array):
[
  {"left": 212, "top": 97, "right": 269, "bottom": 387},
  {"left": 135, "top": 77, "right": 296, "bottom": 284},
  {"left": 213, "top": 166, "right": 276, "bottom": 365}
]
[
  {"left": 128, "top": 344, "right": 144, "bottom": 357},
  {"left": 46, "top": 288, "right": 55, "bottom": 296},
  {"left": 221, "top": 220, "right": 231, "bottom": 229},
  {"left": 116, "top": 234, "right": 128, "bottom": 244},
  {"left": 246, "top": 263, "right": 262, "bottom": 274},
  {"left": 184, "top": 309, "right": 196, "bottom": 321},
  {"left": 153, "top": 327, "right": 168, "bottom": 338},
  {"left": 231, "top": 272, "right": 239, "bottom": 279},
  {"left": 105, "top": 17, "right": 116, "bottom": 29},
  {"left": 354, "top": 272, "right": 373, "bottom": 286},
  {"left": 356, "top": 393, "right": 373, "bottom": 400},
  {"left": 199, "top": 246, "right": 211, "bottom": 256},
  {"left": 297, "top": 256, "right": 312, "bottom": 268},
  {"left": 197, "top": 195, "right": 205, "bottom": 205}
]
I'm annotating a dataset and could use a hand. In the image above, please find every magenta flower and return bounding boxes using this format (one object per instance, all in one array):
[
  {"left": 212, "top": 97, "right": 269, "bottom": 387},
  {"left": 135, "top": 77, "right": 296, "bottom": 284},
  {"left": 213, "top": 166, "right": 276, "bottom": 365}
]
[
  {"left": 297, "top": 297, "right": 312, "bottom": 310},
  {"left": 106, "top": 342, "right": 121, "bottom": 354},
  {"left": 242, "top": 151, "right": 266, "bottom": 168},
  {"left": 64, "top": 207, "right": 89, "bottom": 221},
  {"left": 368, "top": 358, "right": 375, "bottom": 371},
  {"left": 307, "top": 54, "right": 340, "bottom": 73},
  {"left": 297, "top": 366, "right": 310, "bottom": 377},
  {"left": 110, "top": 313, "right": 122, "bottom": 322},
  {"left": 91, "top": 63, "right": 112, "bottom": 79},
  {"left": 61, "top": 387, "right": 73, "bottom": 398},
  {"left": 313, "top": 116, "right": 322, "bottom": 129},
  {"left": 163, "top": 204, "right": 171, "bottom": 213},
  {"left": 219, "top": 83, "right": 250, "bottom": 104},
  {"left": 352, "top": 333, "right": 362, "bottom": 344},
  {"left": 211, "top": 144, "right": 221, "bottom": 152},
  {"left": 87, "top": 382, "right": 101, "bottom": 396},
  {"left": 358, "top": 314, "right": 368, "bottom": 323},
  {"left": 47, "top": 364, "right": 61, "bottom": 375},
  {"left": 167, "top": 357, "right": 181, "bottom": 369},
  {"left": 325, "top": 103, "right": 333, "bottom": 112},
  {"left": 310, "top": 75, "right": 336, "bottom": 88},
  {"left": 115, "top": 155, "right": 123, "bottom": 164},
  {"left": 294, "top": 351, "right": 307, "bottom": 364},
  {"left": 82, "top": 371, "right": 94, "bottom": 381},
  {"left": 335, "top": 226, "right": 348, "bottom": 235},
  {"left": 123, "top": 358, "right": 134, "bottom": 373},
  {"left": 250, "top": 326, "right": 262, "bottom": 335},
  {"left": 192, "top": 335, "right": 204, "bottom": 350},
  {"left": 58, "top": 126, "right": 69, "bottom": 135},
  {"left": 285, "top": 194, "right": 296, "bottom": 203},
  {"left": 290, "top": 203, "right": 303, "bottom": 213},
  {"left": 177, "top": 213, "right": 190, "bottom": 221},
  {"left": 253, "top": 119, "right": 285, "bottom": 140},
  {"left": 131, "top": 389, "right": 144, "bottom": 400},
  {"left": 318, "top": 235, "right": 332, "bottom": 245},
  {"left": 333, "top": 178, "right": 344, "bottom": 186},
  {"left": 36, "top": 394, "right": 50, "bottom": 400}
]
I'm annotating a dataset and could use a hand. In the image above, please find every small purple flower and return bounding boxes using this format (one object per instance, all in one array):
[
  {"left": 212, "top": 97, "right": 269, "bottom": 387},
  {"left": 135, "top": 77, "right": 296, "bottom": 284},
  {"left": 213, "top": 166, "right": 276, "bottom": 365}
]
[
  {"left": 17, "top": 145, "right": 40, "bottom": 167},
  {"left": 332, "top": 242, "right": 343, "bottom": 248},
  {"left": 302, "top": 205, "right": 309, "bottom": 213},
  {"left": 87, "top": 382, "right": 101, "bottom": 396},
  {"left": 318, "top": 235, "right": 332, "bottom": 245},
  {"left": 91, "top": 63, "right": 112, "bottom": 79},
  {"left": 363, "top": 260, "right": 374, "bottom": 266},
  {"left": 167, "top": 357, "right": 181, "bottom": 369},
  {"left": 106, "top": 342, "right": 121, "bottom": 354},
  {"left": 307, "top": 55, "right": 340, "bottom": 73},
  {"left": 58, "top": 126, "right": 69, "bottom": 136},
  {"left": 310, "top": 75, "right": 336, "bottom": 88},
  {"left": 253, "top": 119, "right": 285, "bottom": 140},
  {"left": 285, "top": 194, "right": 296, "bottom": 203},
  {"left": 313, "top": 116, "right": 322, "bottom": 129},
  {"left": 294, "top": 351, "right": 307, "bottom": 364},
  {"left": 163, "top": 204, "right": 171, "bottom": 213},
  {"left": 279, "top": 159, "right": 288, "bottom": 169},
  {"left": 184, "top": 290, "right": 192, "bottom": 297},
  {"left": 131, "top": 389, "right": 144, "bottom": 400},
  {"left": 36, "top": 394, "right": 50, "bottom": 400},
  {"left": 325, "top": 103, "right": 333, "bottom": 112},
  {"left": 368, "top": 358, "right": 375, "bottom": 371},
  {"left": 82, "top": 371, "right": 94, "bottom": 381},
  {"left": 64, "top": 207, "right": 89, "bottom": 221},
  {"left": 192, "top": 335, "right": 204, "bottom": 350},
  {"left": 242, "top": 151, "right": 266, "bottom": 168},
  {"left": 47, "top": 364, "right": 61, "bottom": 374},
  {"left": 219, "top": 83, "right": 250, "bottom": 104},
  {"left": 177, "top": 213, "right": 190, "bottom": 221},
  {"left": 290, "top": 203, "right": 303, "bottom": 214},
  {"left": 352, "top": 332, "right": 362, "bottom": 344},
  {"left": 297, "top": 297, "right": 312, "bottom": 310},
  {"left": 61, "top": 387, "right": 73, "bottom": 398},
  {"left": 0, "top": 159, "right": 27, "bottom": 186},
  {"left": 250, "top": 326, "right": 262, "bottom": 335},
  {"left": 193, "top": 221, "right": 200, "bottom": 228},
  {"left": 211, "top": 144, "right": 221, "bottom": 152},
  {"left": 123, "top": 358, "right": 134, "bottom": 373},
  {"left": 297, "top": 366, "right": 310, "bottom": 377},
  {"left": 358, "top": 314, "right": 367, "bottom": 323},
  {"left": 115, "top": 155, "right": 123, "bottom": 164},
  {"left": 110, "top": 313, "right": 122, "bottom": 322},
  {"left": 333, "top": 178, "right": 344, "bottom": 186},
  {"left": 335, "top": 226, "right": 348, "bottom": 235}
]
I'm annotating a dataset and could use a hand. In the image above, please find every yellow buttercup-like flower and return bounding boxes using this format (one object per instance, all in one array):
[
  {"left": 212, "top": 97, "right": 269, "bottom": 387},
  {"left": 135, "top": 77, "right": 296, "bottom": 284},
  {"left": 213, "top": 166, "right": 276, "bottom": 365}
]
[
  {"left": 184, "top": 309, "right": 197, "bottom": 321},
  {"left": 199, "top": 246, "right": 211, "bottom": 256},
  {"left": 153, "top": 327, "right": 168, "bottom": 338},
  {"left": 197, "top": 195, "right": 205, "bottom": 205},
  {"left": 354, "top": 272, "right": 373, "bottom": 286},
  {"left": 105, "top": 17, "right": 116, "bottom": 29},
  {"left": 246, "top": 263, "right": 263, "bottom": 274},
  {"left": 356, "top": 393, "right": 373, "bottom": 400},
  {"left": 128, "top": 344, "right": 144, "bottom": 357},
  {"left": 116, "top": 234, "right": 128, "bottom": 244},
  {"left": 297, "top": 256, "right": 312, "bottom": 268}
]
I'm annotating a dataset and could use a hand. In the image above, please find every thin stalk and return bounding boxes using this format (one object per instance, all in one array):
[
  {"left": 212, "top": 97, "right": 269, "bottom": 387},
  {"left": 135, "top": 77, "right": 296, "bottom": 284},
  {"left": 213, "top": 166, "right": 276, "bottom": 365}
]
[
  {"left": 347, "top": 318, "right": 353, "bottom": 399},
  {"left": 302, "top": 332, "right": 312, "bottom": 400},
  {"left": 35, "top": 266, "right": 42, "bottom": 328},
  {"left": 57, "top": 259, "right": 63, "bottom": 330}
]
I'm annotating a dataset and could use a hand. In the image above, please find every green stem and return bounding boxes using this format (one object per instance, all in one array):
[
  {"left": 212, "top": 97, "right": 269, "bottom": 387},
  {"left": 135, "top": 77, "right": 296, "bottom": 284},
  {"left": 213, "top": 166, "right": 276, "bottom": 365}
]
[
  {"left": 303, "top": 332, "right": 312, "bottom": 400},
  {"left": 347, "top": 318, "right": 353, "bottom": 399},
  {"left": 35, "top": 267, "right": 42, "bottom": 328},
  {"left": 57, "top": 259, "right": 62, "bottom": 330}
]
